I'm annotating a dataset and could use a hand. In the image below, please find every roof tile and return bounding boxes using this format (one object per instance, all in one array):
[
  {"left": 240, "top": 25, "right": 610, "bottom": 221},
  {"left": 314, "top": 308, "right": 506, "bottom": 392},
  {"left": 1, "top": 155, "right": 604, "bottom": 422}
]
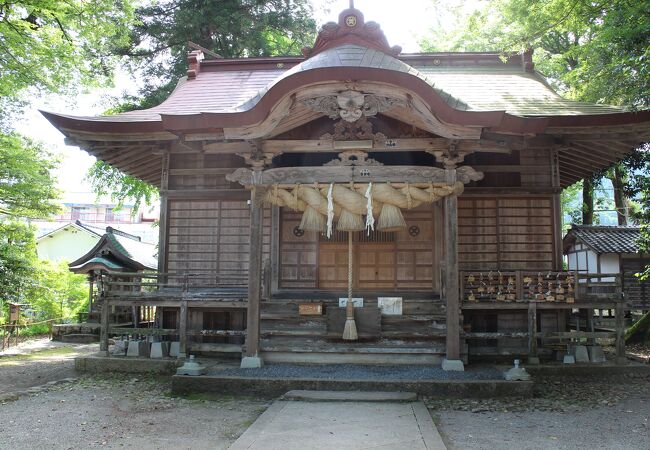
[{"left": 564, "top": 225, "right": 642, "bottom": 254}]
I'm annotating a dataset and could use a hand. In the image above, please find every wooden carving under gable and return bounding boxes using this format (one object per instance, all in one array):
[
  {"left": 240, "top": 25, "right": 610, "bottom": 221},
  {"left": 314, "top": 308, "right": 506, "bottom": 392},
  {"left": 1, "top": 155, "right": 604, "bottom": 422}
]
[
  {"left": 300, "top": 90, "right": 405, "bottom": 123},
  {"left": 320, "top": 117, "right": 388, "bottom": 143},
  {"left": 324, "top": 150, "right": 382, "bottom": 166}
]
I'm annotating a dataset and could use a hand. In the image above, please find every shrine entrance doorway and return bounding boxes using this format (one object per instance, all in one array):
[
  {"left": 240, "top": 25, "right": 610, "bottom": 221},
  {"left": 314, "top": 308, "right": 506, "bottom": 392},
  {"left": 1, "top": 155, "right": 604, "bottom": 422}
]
[
  {"left": 279, "top": 207, "right": 440, "bottom": 292},
  {"left": 318, "top": 238, "right": 396, "bottom": 291}
]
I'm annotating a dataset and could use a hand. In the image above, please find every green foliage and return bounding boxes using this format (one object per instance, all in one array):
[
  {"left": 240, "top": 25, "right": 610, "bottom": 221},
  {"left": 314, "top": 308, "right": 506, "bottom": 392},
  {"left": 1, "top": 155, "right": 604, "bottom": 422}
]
[
  {"left": 625, "top": 310, "right": 650, "bottom": 344},
  {"left": 113, "top": 0, "right": 317, "bottom": 111},
  {"left": 20, "top": 322, "right": 51, "bottom": 337},
  {"left": 86, "top": 161, "right": 159, "bottom": 212},
  {"left": 560, "top": 181, "right": 583, "bottom": 229},
  {"left": 0, "top": 221, "right": 39, "bottom": 304},
  {"left": 30, "top": 260, "right": 88, "bottom": 320},
  {"left": 0, "top": 132, "right": 60, "bottom": 219},
  {"left": 422, "top": 0, "right": 650, "bottom": 108},
  {"left": 0, "top": 222, "right": 87, "bottom": 322},
  {"left": 0, "top": 0, "right": 135, "bottom": 120}
]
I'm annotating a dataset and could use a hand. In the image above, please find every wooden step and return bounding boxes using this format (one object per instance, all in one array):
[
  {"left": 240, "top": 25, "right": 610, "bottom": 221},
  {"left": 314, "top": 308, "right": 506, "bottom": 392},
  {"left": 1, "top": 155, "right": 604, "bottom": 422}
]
[{"left": 261, "top": 328, "right": 326, "bottom": 338}]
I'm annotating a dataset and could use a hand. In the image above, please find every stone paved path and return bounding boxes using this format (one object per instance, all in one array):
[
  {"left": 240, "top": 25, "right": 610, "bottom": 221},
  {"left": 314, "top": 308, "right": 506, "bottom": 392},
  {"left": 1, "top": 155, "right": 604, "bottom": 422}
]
[{"left": 229, "top": 399, "right": 446, "bottom": 450}]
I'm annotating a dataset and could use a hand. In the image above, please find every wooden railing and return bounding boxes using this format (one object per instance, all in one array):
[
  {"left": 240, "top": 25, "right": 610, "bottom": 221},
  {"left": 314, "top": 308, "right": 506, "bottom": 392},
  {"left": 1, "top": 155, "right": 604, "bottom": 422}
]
[
  {"left": 460, "top": 270, "right": 623, "bottom": 304},
  {"left": 98, "top": 270, "right": 249, "bottom": 298}
]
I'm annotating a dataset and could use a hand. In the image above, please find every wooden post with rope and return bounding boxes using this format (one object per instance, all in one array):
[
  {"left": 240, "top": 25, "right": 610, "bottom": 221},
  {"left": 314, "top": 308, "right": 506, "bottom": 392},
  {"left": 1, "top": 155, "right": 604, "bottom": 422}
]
[{"left": 342, "top": 231, "right": 358, "bottom": 340}]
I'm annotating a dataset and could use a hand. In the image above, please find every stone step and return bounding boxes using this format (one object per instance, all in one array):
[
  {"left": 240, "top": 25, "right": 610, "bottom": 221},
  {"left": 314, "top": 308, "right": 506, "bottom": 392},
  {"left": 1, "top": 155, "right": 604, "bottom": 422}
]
[
  {"left": 260, "top": 338, "right": 444, "bottom": 353},
  {"left": 281, "top": 390, "right": 417, "bottom": 402},
  {"left": 59, "top": 333, "right": 98, "bottom": 344},
  {"left": 260, "top": 349, "right": 443, "bottom": 365}
]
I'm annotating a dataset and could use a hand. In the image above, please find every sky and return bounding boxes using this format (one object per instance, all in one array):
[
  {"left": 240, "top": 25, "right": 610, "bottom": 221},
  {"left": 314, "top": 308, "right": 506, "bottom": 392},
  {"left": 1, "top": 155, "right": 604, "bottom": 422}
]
[{"left": 16, "top": 0, "right": 441, "bottom": 197}]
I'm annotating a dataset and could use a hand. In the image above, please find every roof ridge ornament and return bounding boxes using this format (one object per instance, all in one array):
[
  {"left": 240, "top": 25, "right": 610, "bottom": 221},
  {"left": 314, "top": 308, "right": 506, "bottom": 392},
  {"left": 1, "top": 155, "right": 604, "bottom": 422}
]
[{"left": 302, "top": 4, "right": 401, "bottom": 58}]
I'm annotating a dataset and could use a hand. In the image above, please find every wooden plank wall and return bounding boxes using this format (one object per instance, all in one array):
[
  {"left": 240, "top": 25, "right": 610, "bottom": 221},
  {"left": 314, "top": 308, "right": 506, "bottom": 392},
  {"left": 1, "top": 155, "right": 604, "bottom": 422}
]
[
  {"left": 458, "top": 196, "right": 555, "bottom": 271},
  {"left": 168, "top": 153, "right": 233, "bottom": 190},
  {"left": 278, "top": 207, "right": 437, "bottom": 290},
  {"left": 167, "top": 200, "right": 270, "bottom": 280},
  {"left": 279, "top": 211, "right": 319, "bottom": 289},
  {"left": 621, "top": 256, "right": 650, "bottom": 309},
  {"left": 395, "top": 208, "right": 435, "bottom": 289}
]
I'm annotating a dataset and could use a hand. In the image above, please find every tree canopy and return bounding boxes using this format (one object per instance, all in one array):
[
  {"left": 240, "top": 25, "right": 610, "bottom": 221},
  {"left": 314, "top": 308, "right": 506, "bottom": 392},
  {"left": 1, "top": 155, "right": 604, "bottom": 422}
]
[
  {"left": 0, "top": 0, "right": 135, "bottom": 120},
  {"left": 0, "top": 133, "right": 60, "bottom": 219},
  {"left": 0, "top": 1, "right": 135, "bottom": 319},
  {"left": 86, "top": 161, "right": 159, "bottom": 213},
  {"left": 423, "top": 0, "right": 649, "bottom": 107},
  {"left": 87, "top": 0, "right": 318, "bottom": 205},
  {"left": 112, "top": 0, "right": 317, "bottom": 111}
]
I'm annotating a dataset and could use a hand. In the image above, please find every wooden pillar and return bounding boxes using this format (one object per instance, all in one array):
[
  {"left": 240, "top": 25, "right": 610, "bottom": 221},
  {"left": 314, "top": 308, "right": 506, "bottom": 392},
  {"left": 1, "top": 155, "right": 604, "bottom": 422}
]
[
  {"left": 244, "top": 187, "right": 264, "bottom": 360},
  {"left": 270, "top": 205, "right": 280, "bottom": 295},
  {"left": 156, "top": 153, "right": 170, "bottom": 332},
  {"left": 87, "top": 274, "right": 94, "bottom": 314},
  {"left": 432, "top": 202, "right": 444, "bottom": 292},
  {"left": 443, "top": 169, "right": 461, "bottom": 365},
  {"left": 100, "top": 297, "right": 110, "bottom": 355},
  {"left": 528, "top": 301, "right": 539, "bottom": 364},
  {"left": 132, "top": 306, "right": 138, "bottom": 328},
  {"left": 587, "top": 308, "right": 595, "bottom": 345},
  {"left": 157, "top": 152, "right": 170, "bottom": 274},
  {"left": 178, "top": 300, "right": 188, "bottom": 358},
  {"left": 615, "top": 300, "right": 626, "bottom": 364}
]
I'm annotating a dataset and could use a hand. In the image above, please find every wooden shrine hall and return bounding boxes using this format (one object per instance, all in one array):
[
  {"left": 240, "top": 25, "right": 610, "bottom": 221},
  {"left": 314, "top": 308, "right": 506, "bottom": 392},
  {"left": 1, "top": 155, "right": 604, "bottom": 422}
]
[{"left": 43, "top": 4, "right": 650, "bottom": 369}]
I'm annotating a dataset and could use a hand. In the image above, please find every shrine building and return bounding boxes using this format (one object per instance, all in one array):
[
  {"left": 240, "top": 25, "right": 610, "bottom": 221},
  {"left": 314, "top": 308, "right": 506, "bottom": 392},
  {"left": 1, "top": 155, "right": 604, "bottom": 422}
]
[{"left": 43, "top": 4, "right": 650, "bottom": 370}]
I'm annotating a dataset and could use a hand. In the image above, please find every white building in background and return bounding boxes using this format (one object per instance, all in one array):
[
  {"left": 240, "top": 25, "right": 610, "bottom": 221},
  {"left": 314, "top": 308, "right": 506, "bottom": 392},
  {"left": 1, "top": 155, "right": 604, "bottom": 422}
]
[
  {"left": 33, "top": 192, "right": 160, "bottom": 250},
  {"left": 563, "top": 225, "right": 649, "bottom": 309},
  {"left": 36, "top": 221, "right": 101, "bottom": 262}
]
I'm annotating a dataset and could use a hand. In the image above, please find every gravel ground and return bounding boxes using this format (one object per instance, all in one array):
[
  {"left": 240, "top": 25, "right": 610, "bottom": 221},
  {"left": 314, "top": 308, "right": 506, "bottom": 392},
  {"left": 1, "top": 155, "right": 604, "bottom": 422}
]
[
  {"left": 214, "top": 364, "right": 504, "bottom": 380},
  {"left": 628, "top": 343, "right": 650, "bottom": 362},
  {"left": 0, "top": 339, "right": 97, "bottom": 396},
  {"left": 0, "top": 374, "right": 268, "bottom": 450},
  {"left": 428, "top": 375, "right": 650, "bottom": 450}
]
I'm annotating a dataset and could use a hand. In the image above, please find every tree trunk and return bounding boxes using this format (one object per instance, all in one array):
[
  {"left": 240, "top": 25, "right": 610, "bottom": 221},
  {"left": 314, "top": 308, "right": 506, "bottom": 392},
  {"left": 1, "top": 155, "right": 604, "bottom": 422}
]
[
  {"left": 610, "top": 165, "right": 628, "bottom": 226},
  {"left": 582, "top": 177, "right": 594, "bottom": 225}
]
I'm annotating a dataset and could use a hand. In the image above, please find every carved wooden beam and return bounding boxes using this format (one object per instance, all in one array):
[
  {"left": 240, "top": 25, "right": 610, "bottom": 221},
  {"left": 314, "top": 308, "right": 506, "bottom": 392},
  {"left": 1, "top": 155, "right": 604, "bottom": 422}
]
[
  {"left": 226, "top": 165, "right": 483, "bottom": 186},
  {"left": 201, "top": 138, "right": 514, "bottom": 155}
]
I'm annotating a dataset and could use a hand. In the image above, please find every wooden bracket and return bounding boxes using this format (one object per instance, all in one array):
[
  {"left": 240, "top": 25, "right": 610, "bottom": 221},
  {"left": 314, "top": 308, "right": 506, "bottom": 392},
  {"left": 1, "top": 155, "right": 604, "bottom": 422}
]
[
  {"left": 428, "top": 140, "right": 471, "bottom": 168},
  {"left": 237, "top": 140, "right": 282, "bottom": 170}
]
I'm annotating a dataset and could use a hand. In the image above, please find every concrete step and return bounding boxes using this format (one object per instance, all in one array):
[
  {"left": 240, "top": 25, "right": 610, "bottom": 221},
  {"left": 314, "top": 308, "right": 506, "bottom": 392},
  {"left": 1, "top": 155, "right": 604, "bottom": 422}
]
[{"left": 281, "top": 390, "right": 417, "bottom": 402}]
